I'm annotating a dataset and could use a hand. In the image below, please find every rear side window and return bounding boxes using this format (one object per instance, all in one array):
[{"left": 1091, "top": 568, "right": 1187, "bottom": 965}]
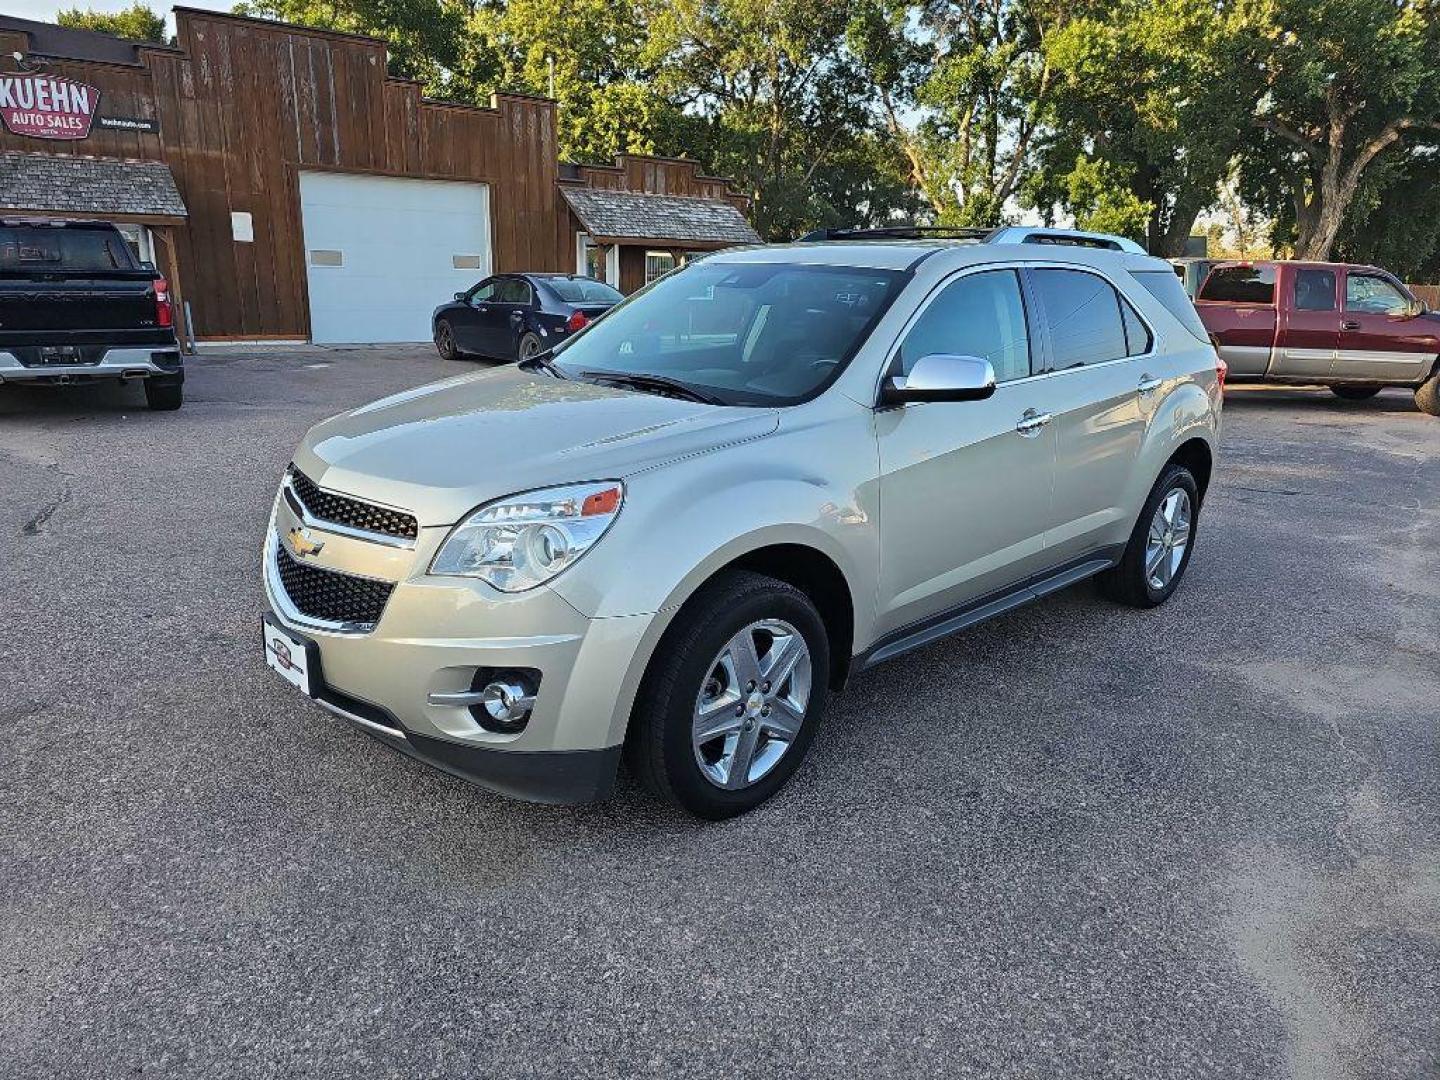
[
  {"left": 1131, "top": 269, "right": 1212, "bottom": 342},
  {"left": 0, "top": 226, "right": 135, "bottom": 272},
  {"left": 1030, "top": 268, "right": 1128, "bottom": 367},
  {"left": 1199, "top": 265, "right": 1275, "bottom": 304},
  {"left": 1294, "top": 268, "right": 1337, "bottom": 311},
  {"left": 898, "top": 269, "right": 1031, "bottom": 383},
  {"left": 497, "top": 278, "right": 533, "bottom": 305}
]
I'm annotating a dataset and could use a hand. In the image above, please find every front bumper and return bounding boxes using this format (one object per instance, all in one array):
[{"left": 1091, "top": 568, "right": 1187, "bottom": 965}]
[
  {"left": 311, "top": 681, "right": 624, "bottom": 804},
  {"left": 0, "top": 347, "right": 183, "bottom": 383},
  {"left": 261, "top": 494, "right": 656, "bottom": 804}
]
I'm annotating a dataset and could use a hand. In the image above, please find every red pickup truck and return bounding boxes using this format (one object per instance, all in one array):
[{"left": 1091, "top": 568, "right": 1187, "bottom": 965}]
[{"left": 1194, "top": 260, "right": 1440, "bottom": 417}]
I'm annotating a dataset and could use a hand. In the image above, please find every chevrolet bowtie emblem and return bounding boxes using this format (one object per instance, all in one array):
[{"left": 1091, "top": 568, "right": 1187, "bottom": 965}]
[{"left": 287, "top": 526, "right": 325, "bottom": 558}]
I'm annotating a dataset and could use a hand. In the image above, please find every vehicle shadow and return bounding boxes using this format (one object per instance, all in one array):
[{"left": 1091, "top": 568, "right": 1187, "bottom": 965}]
[
  {"left": 0, "top": 380, "right": 155, "bottom": 417},
  {"left": 1221, "top": 385, "right": 1424, "bottom": 416}
]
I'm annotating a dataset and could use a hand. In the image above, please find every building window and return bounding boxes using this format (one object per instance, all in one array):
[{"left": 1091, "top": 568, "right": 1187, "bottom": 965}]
[
  {"left": 645, "top": 250, "right": 676, "bottom": 285},
  {"left": 115, "top": 223, "right": 154, "bottom": 267}
]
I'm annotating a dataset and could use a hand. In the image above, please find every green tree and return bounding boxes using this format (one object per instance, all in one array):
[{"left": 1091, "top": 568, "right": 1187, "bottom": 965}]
[
  {"left": 56, "top": 3, "right": 167, "bottom": 43},
  {"left": 852, "top": 0, "right": 1060, "bottom": 226},
  {"left": 466, "top": 0, "right": 679, "bottom": 162},
  {"left": 232, "top": 0, "right": 475, "bottom": 95},
  {"left": 1242, "top": 0, "right": 1440, "bottom": 259},
  {"left": 1031, "top": 0, "right": 1265, "bottom": 254},
  {"left": 648, "top": 0, "right": 919, "bottom": 238}
]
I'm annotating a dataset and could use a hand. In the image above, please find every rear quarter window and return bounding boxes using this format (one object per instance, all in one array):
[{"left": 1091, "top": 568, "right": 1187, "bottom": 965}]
[
  {"left": 1131, "top": 269, "right": 1212, "bottom": 343},
  {"left": 1198, "top": 265, "right": 1275, "bottom": 305}
]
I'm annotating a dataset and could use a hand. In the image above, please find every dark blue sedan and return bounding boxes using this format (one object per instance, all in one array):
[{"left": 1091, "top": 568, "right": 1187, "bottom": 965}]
[{"left": 432, "top": 273, "right": 623, "bottom": 362}]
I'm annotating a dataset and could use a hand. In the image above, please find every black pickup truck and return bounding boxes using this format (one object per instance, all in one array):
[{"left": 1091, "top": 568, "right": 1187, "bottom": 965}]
[{"left": 0, "top": 218, "right": 184, "bottom": 410}]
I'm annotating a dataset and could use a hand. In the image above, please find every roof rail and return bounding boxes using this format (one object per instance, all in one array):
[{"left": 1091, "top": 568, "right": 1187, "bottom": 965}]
[
  {"left": 797, "top": 225, "right": 992, "bottom": 242},
  {"left": 797, "top": 223, "right": 1148, "bottom": 254},
  {"left": 984, "top": 226, "right": 1148, "bottom": 254}
]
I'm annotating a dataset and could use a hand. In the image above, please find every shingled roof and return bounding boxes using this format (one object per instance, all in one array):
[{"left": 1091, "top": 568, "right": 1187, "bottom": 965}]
[
  {"left": 0, "top": 151, "right": 187, "bottom": 220},
  {"left": 561, "top": 187, "right": 760, "bottom": 247}
]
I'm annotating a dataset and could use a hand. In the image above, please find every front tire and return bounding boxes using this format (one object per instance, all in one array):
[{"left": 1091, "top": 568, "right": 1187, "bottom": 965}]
[
  {"left": 1415, "top": 372, "right": 1440, "bottom": 417},
  {"left": 1331, "top": 385, "right": 1383, "bottom": 400},
  {"left": 1099, "top": 463, "right": 1200, "bottom": 608},
  {"left": 627, "top": 570, "right": 830, "bottom": 819},
  {"left": 434, "top": 319, "right": 462, "bottom": 361}
]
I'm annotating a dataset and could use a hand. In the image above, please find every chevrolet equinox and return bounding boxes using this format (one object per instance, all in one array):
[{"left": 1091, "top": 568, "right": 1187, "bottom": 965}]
[{"left": 262, "top": 230, "right": 1222, "bottom": 819}]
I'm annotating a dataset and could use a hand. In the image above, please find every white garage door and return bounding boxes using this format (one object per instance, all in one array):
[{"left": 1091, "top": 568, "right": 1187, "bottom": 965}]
[{"left": 298, "top": 172, "right": 492, "bottom": 344}]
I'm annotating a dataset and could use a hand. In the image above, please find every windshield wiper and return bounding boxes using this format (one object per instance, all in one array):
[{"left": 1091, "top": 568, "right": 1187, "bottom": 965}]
[
  {"left": 518, "top": 351, "right": 568, "bottom": 379},
  {"left": 578, "top": 370, "right": 726, "bottom": 406}
]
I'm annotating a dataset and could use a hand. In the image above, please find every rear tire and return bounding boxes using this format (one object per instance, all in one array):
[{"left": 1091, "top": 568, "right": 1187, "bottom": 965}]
[
  {"left": 517, "top": 333, "right": 543, "bottom": 361},
  {"left": 1099, "top": 463, "right": 1200, "bottom": 608},
  {"left": 627, "top": 570, "right": 830, "bottom": 819},
  {"left": 144, "top": 374, "right": 183, "bottom": 411},
  {"left": 1331, "top": 385, "right": 1383, "bottom": 400},
  {"left": 434, "top": 319, "right": 462, "bottom": 361},
  {"left": 1415, "top": 372, "right": 1440, "bottom": 417}
]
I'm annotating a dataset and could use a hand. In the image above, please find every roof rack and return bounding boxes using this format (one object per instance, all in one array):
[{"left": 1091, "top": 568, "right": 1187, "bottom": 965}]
[
  {"left": 797, "top": 225, "right": 992, "bottom": 242},
  {"left": 797, "top": 223, "right": 1148, "bottom": 254}
]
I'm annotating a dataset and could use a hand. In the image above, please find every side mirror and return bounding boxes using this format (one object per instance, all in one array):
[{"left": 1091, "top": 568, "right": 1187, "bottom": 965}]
[
  {"left": 454, "top": 292, "right": 466, "bottom": 302},
  {"left": 1407, "top": 298, "right": 1427, "bottom": 317},
  {"left": 883, "top": 353, "right": 997, "bottom": 405}
]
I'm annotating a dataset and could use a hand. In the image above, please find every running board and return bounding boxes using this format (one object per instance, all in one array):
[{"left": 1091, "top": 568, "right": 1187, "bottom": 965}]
[{"left": 859, "top": 551, "right": 1119, "bottom": 670}]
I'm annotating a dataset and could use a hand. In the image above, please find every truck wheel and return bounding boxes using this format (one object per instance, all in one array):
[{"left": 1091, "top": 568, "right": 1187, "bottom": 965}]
[
  {"left": 1415, "top": 373, "right": 1440, "bottom": 417},
  {"left": 1099, "top": 463, "right": 1200, "bottom": 609},
  {"left": 627, "top": 570, "right": 830, "bottom": 819},
  {"left": 144, "top": 374, "right": 184, "bottom": 411},
  {"left": 1331, "top": 385, "right": 1382, "bottom": 400}
]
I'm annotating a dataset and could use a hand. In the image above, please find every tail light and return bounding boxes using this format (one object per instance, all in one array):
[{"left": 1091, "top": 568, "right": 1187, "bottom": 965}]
[
  {"left": 1215, "top": 354, "right": 1228, "bottom": 388},
  {"left": 153, "top": 278, "right": 173, "bottom": 328},
  {"left": 565, "top": 309, "right": 589, "bottom": 333}
]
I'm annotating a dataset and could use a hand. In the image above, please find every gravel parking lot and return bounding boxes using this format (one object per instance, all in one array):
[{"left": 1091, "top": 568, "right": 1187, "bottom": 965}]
[{"left": 2, "top": 349, "right": 1436, "bottom": 1079}]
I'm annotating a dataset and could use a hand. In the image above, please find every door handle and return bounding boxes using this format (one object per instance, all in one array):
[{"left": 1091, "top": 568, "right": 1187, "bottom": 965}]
[
  {"left": 1341, "top": 320, "right": 1361, "bottom": 331},
  {"left": 509, "top": 311, "right": 524, "bottom": 324},
  {"left": 1137, "top": 374, "right": 1163, "bottom": 395},
  {"left": 1016, "top": 409, "right": 1053, "bottom": 437}
]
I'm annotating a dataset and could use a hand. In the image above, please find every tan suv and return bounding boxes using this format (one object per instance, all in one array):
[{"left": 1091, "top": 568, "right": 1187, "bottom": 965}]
[{"left": 262, "top": 228, "right": 1222, "bottom": 818}]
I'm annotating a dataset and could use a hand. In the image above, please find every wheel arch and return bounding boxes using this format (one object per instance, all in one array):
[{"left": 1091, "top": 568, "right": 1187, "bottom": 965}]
[{"left": 602, "top": 530, "right": 862, "bottom": 749}]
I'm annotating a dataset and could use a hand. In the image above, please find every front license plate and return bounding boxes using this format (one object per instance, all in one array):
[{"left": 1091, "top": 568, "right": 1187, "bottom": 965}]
[{"left": 263, "top": 615, "right": 315, "bottom": 696}]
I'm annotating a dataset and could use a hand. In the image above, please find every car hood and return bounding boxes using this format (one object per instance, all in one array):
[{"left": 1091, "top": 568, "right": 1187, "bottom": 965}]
[{"left": 294, "top": 364, "right": 778, "bottom": 526}]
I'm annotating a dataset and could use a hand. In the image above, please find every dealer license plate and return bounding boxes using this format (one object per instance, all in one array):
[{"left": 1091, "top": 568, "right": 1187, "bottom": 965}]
[{"left": 263, "top": 615, "right": 315, "bottom": 696}]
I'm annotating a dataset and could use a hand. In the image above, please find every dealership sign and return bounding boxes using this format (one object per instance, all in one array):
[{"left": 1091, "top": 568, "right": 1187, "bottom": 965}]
[{"left": 0, "top": 74, "right": 99, "bottom": 140}]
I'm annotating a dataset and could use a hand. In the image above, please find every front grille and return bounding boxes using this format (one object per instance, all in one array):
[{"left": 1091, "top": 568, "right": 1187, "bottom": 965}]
[
  {"left": 288, "top": 466, "right": 418, "bottom": 541},
  {"left": 274, "top": 543, "right": 394, "bottom": 628}
]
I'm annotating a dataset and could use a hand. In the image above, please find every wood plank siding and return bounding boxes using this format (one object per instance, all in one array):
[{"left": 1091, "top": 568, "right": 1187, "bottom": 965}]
[{"left": 0, "top": 9, "right": 749, "bottom": 340}]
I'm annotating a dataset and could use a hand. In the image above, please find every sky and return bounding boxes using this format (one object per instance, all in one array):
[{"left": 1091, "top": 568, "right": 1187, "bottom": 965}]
[{"left": 6, "top": 0, "right": 232, "bottom": 26}]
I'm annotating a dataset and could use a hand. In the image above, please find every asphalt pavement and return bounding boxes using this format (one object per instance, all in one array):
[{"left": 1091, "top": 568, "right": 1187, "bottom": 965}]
[{"left": 2, "top": 350, "right": 1436, "bottom": 1079}]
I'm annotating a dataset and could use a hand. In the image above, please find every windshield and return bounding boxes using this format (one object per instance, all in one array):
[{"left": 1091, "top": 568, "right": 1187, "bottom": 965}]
[
  {"left": 549, "top": 261, "right": 907, "bottom": 405},
  {"left": 543, "top": 276, "right": 623, "bottom": 304}
]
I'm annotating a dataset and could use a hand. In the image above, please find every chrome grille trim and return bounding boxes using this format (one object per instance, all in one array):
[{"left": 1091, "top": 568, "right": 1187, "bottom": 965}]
[
  {"left": 283, "top": 467, "right": 418, "bottom": 550},
  {"left": 264, "top": 530, "right": 392, "bottom": 635}
]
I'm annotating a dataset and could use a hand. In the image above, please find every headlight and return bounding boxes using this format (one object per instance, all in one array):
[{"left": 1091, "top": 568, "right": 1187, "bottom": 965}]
[{"left": 429, "top": 481, "right": 624, "bottom": 591}]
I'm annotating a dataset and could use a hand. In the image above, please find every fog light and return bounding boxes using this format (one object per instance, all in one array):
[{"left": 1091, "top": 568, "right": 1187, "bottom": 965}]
[
  {"left": 426, "top": 667, "right": 540, "bottom": 732},
  {"left": 480, "top": 678, "right": 533, "bottom": 725}
]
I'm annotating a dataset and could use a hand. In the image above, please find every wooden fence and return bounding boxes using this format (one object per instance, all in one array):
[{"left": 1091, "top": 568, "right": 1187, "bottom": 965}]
[{"left": 1408, "top": 284, "right": 1440, "bottom": 309}]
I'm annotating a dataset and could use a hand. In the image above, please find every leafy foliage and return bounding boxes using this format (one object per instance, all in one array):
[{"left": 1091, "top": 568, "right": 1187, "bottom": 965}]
[
  {"left": 222, "top": 0, "right": 1440, "bottom": 269},
  {"left": 56, "top": 3, "right": 168, "bottom": 44}
]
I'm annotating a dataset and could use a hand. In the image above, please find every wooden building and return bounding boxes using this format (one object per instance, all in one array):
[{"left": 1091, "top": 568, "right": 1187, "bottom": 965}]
[{"left": 0, "top": 9, "right": 758, "bottom": 345}]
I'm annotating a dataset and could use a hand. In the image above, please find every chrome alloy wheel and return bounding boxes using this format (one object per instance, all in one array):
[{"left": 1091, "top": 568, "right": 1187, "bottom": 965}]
[
  {"left": 1145, "top": 488, "right": 1192, "bottom": 591},
  {"left": 692, "top": 619, "right": 812, "bottom": 790}
]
